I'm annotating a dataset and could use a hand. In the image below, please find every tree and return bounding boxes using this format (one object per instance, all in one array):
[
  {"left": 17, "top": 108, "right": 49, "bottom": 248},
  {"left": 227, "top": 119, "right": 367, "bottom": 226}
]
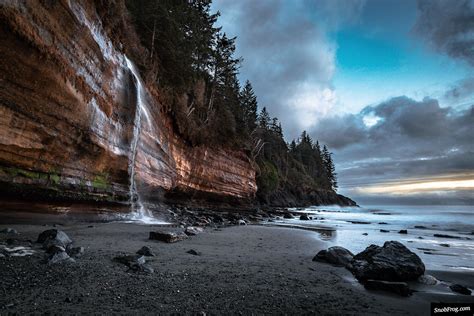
[
  {"left": 322, "top": 145, "right": 338, "bottom": 191},
  {"left": 240, "top": 80, "right": 258, "bottom": 133},
  {"left": 258, "top": 107, "right": 271, "bottom": 129}
]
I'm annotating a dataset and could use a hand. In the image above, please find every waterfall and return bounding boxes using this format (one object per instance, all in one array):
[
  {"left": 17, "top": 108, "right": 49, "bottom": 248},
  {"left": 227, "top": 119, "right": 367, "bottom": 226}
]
[{"left": 125, "top": 57, "right": 155, "bottom": 222}]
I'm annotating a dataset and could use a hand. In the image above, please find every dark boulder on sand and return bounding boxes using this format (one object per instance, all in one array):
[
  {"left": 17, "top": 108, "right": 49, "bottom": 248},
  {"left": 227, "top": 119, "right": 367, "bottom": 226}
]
[
  {"left": 350, "top": 241, "right": 425, "bottom": 282},
  {"left": 283, "top": 213, "right": 294, "bottom": 219},
  {"left": 187, "top": 249, "right": 201, "bottom": 256},
  {"left": 113, "top": 255, "right": 154, "bottom": 273},
  {"left": 449, "top": 284, "right": 472, "bottom": 295},
  {"left": 313, "top": 246, "right": 354, "bottom": 268},
  {"left": 149, "top": 230, "right": 188, "bottom": 243},
  {"left": 37, "top": 229, "right": 72, "bottom": 250},
  {"left": 398, "top": 230, "right": 408, "bottom": 234},
  {"left": 364, "top": 280, "right": 411, "bottom": 296}
]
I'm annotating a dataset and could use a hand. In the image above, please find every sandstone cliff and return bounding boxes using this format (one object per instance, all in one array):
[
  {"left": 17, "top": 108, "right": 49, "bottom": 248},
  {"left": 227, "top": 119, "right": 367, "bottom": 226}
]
[{"left": 0, "top": 0, "right": 257, "bottom": 206}]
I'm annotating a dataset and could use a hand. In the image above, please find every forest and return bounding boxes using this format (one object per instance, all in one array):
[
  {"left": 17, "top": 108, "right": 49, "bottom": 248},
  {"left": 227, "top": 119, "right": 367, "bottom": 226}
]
[{"left": 125, "top": 0, "right": 338, "bottom": 203}]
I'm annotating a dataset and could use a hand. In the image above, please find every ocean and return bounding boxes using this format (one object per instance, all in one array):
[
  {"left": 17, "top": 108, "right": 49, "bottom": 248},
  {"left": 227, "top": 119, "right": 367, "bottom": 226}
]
[{"left": 273, "top": 204, "right": 474, "bottom": 272}]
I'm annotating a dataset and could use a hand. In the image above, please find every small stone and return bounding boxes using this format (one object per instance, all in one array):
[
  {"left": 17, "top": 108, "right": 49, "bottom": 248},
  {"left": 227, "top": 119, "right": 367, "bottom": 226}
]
[
  {"left": 364, "top": 280, "right": 411, "bottom": 296},
  {"left": 380, "top": 229, "right": 389, "bottom": 233},
  {"left": 449, "top": 284, "right": 472, "bottom": 295},
  {"left": 417, "top": 275, "right": 437, "bottom": 285},
  {"left": 439, "top": 243, "right": 450, "bottom": 247},
  {"left": 185, "top": 226, "right": 204, "bottom": 236},
  {"left": 237, "top": 220, "right": 246, "bottom": 226},
  {"left": 136, "top": 246, "right": 155, "bottom": 257},
  {"left": 65, "top": 297, "right": 72, "bottom": 303},
  {"left": 149, "top": 230, "right": 188, "bottom": 243},
  {"left": 187, "top": 249, "right": 201, "bottom": 256},
  {"left": 362, "top": 233, "right": 368, "bottom": 236},
  {"left": 0, "top": 228, "right": 18, "bottom": 235},
  {"left": 299, "top": 214, "right": 310, "bottom": 221},
  {"left": 414, "top": 226, "right": 427, "bottom": 229},
  {"left": 398, "top": 230, "right": 408, "bottom": 234},
  {"left": 67, "top": 247, "right": 85, "bottom": 258},
  {"left": 378, "top": 222, "right": 388, "bottom": 225}
]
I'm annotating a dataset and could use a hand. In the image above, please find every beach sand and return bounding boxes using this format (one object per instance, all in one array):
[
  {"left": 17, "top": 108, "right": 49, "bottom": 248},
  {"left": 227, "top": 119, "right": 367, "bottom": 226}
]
[{"left": 1, "top": 223, "right": 472, "bottom": 315}]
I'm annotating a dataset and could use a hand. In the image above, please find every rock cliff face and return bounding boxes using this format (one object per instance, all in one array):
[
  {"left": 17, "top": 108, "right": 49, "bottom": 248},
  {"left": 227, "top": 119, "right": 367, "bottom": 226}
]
[{"left": 0, "top": 0, "right": 256, "bottom": 206}]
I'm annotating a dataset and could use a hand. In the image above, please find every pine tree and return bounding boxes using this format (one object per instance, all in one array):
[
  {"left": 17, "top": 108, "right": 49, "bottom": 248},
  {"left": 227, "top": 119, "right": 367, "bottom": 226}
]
[
  {"left": 322, "top": 145, "right": 338, "bottom": 191},
  {"left": 240, "top": 80, "right": 258, "bottom": 133},
  {"left": 258, "top": 107, "right": 271, "bottom": 129}
]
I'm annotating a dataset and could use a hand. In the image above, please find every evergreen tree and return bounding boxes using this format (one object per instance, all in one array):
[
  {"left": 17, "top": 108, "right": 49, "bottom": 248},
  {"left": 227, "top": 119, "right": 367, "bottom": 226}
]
[
  {"left": 322, "top": 145, "right": 338, "bottom": 190},
  {"left": 258, "top": 107, "right": 271, "bottom": 129},
  {"left": 240, "top": 80, "right": 258, "bottom": 133}
]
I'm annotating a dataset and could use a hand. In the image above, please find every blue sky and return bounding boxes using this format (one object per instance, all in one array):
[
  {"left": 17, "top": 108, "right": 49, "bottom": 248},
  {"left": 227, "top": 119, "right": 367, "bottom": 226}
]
[{"left": 212, "top": 0, "right": 474, "bottom": 205}]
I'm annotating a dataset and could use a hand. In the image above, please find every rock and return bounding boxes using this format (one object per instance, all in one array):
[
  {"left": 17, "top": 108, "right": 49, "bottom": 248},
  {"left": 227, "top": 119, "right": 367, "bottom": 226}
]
[
  {"left": 187, "top": 249, "right": 201, "bottom": 256},
  {"left": 362, "top": 233, "right": 368, "bottom": 236},
  {"left": 439, "top": 243, "right": 450, "bottom": 247},
  {"left": 283, "top": 213, "right": 294, "bottom": 219},
  {"left": 417, "top": 236, "right": 424, "bottom": 239},
  {"left": 313, "top": 246, "right": 354, "bottom": 268},
  {"left": 185, "top": 226, "right": 204, "bottom": 236},
  {"left": 449, "top": 284, "right": 472, "bottom": 295},
  {"left": 0, "top": 228, "right": 18, "bottom": 235},
  {"left": 67, "top": 247, "right": 85, "bottom": 258},
  {"left": 380, "top": 229, "right": 389, "bottom": 233},
  {"left": 350, "top": 241, "right": 425, "bottom": 282},
  {"left": 113, "top": 255, "right": 152, "bottom": 273},
  {"left": 398, "top": 230, "right": 408, "bottom": 234},
  {"left": 417, "top": 274, "right": 438, "bottom": 285},
  {"left": 349, "top": 221, "right": 371, "bottom": 224},
  {"left": 237, "top": 220, "right": 246, "bottom": 226},
  {"left": 364, "top": 280, "right": 411, "bottom": 296},
  {"left": 46, "top": 245, "right": 66, "bottom": 254},
  {"left": 149, "top": 231, "right": 188, "bottom": 243},
  {"left": 47, "top": 251, "right": 75, "bottom": 265},
  {"left": 299, "top": 214, "right": 310, "bottom": 220},
  {"left": 37, "top": 229, "right": 72, "bottom": 250},
  {"left": 136, "top": 246, "right": 154, "bottom": 257},
  {"left": 378, "top": 222, "right": 388, "bottom": 225},
  {"left": 434, "top": 234, "right": 461, "bottom": 239},
  {"left": 414, "top": 225, "right": 427, "bottom": 229}
]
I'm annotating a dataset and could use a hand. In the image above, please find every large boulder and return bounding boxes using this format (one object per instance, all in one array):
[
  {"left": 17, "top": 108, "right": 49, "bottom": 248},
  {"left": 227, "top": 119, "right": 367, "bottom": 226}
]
[
  {"left": 37, "top": 229, "right": 72, "bottom": 250},
  {"left": 313, "top": 246, "right": 354, "bottom": 268},
  {"left": 350, "top": 241, "right": 425, "bottom": 282}
]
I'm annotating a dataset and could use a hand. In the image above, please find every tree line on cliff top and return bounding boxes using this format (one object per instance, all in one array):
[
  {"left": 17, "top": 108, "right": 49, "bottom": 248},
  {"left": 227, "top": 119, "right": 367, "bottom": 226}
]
[{"left": 125, "top": 0, "right": 337, "bottom": 202}]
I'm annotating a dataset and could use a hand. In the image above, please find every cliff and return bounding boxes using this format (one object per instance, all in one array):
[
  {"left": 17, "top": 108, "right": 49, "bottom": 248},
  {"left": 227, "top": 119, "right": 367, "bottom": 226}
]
[{"left": 0, "top": 0, "right": 256, "bottom": 206}]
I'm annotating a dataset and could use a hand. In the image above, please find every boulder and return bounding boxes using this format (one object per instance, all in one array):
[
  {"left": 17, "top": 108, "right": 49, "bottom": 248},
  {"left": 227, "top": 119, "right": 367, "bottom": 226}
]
[
  {"left": 149, "top": 230, "right": 188, "bottom": 243},
  {"left": 350, "top": 241, "right": 425, "bottom": 282},
  {"left": 185, "top": 227, "right": 204, "bottom": 236},
  {"left": 378, "top": 222, "right": 388, "bottom": 225},
  {"left": 364, "top": 280, "right": 411, "bottom": 296},
  {"left": 299, "top": 214, "right": 310, "bottom": 221},
  {"left": 37, "top": 229, "right": 72, "bottom": 250},
  {"left": 439, "top": 243, "right": 450, "bottom": 247},
  {"left": 237, "top": 220, "right": 247, "bottom": 226},
  {"left": 136, "top": 246, "right": 155, "bottom": 257},
  {"left": 313, "top": 246, "right": 354, "bottom": 268},
  {"left": 414, "top": 225, "right": 427, "bottom": 229},
  {"left": 380, "top": 229, "right": 389, "bottom": 233},
  {"left": 283, "top": 213, "right": 294, "bottom": 219},
  {"left": 398, "top": 230, "right": 408, "bottom": 234},
  {"left": 113, "top": 255, "right": 153, "bottom": 273},
  {"left": 362, "top": 233, "right": 368, "bottom": 236},
  {"left": 449, "top": 284, "right": 472, "bottom": 295}
]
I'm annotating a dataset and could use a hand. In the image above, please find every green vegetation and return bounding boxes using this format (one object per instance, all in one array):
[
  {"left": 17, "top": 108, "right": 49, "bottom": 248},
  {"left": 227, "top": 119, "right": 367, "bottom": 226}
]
[
  {"left": 125, "top": 0, "right": 338, "bottom": 203},
  {"left": 92, "top": 173, "right": 109, "bottom": 190}
]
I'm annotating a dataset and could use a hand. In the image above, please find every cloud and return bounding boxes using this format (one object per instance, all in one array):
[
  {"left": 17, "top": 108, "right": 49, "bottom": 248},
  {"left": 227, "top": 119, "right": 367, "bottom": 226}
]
[
  {"left": 311, "top": 96, "right": 474, "bottom": 196},
  {"left": 212, "top": 0, "right": 366, "bottom": 138},
  {"left": 413, "top": 0, "right": 474, "bottom": 66}
]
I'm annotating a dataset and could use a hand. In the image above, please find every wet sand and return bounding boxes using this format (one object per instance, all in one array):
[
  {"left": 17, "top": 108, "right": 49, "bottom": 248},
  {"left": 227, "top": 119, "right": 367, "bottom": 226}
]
[{"left": 1, "top": 223, "right": 473, "bottom": 315}]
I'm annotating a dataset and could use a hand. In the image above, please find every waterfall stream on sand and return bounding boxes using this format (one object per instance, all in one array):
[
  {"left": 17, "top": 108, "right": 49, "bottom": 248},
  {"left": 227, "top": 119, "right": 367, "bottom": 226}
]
[{"left": 125, "top": 57, "right": 165, "bottom": 224}]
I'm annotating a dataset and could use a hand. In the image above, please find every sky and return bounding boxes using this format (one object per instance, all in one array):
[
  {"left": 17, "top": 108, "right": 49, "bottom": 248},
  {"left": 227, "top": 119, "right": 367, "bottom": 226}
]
[{"left": 212, "top": 0, "right": 474, "bottom": 205}]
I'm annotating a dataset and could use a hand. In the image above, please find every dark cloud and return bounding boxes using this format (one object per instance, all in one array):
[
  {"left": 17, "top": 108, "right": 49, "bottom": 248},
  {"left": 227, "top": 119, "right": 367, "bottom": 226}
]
[
  {"left": 444, "top": 77, "right": 474, "bottom": 103},
  {"left": 311, "top": 96, "right": 474, "bottom": 195},
  {"left": 213, "top": 0, "right": 366, "bottom": 137},
  {"left": 414, "top": 0, "right": 474, "bottom": 66}
]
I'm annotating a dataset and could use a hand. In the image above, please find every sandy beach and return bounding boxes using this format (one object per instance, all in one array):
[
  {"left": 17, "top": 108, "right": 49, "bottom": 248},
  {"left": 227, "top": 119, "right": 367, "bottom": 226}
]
[{"left": 1, "top": 222, "right": 473, "bottom": 315}]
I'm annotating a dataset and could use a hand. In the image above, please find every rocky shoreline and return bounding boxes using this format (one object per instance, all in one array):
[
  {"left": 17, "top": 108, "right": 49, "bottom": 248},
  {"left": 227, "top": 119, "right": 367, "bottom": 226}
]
[{"left": 1, "top": 212, "right": 473, "bottom": 315}]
